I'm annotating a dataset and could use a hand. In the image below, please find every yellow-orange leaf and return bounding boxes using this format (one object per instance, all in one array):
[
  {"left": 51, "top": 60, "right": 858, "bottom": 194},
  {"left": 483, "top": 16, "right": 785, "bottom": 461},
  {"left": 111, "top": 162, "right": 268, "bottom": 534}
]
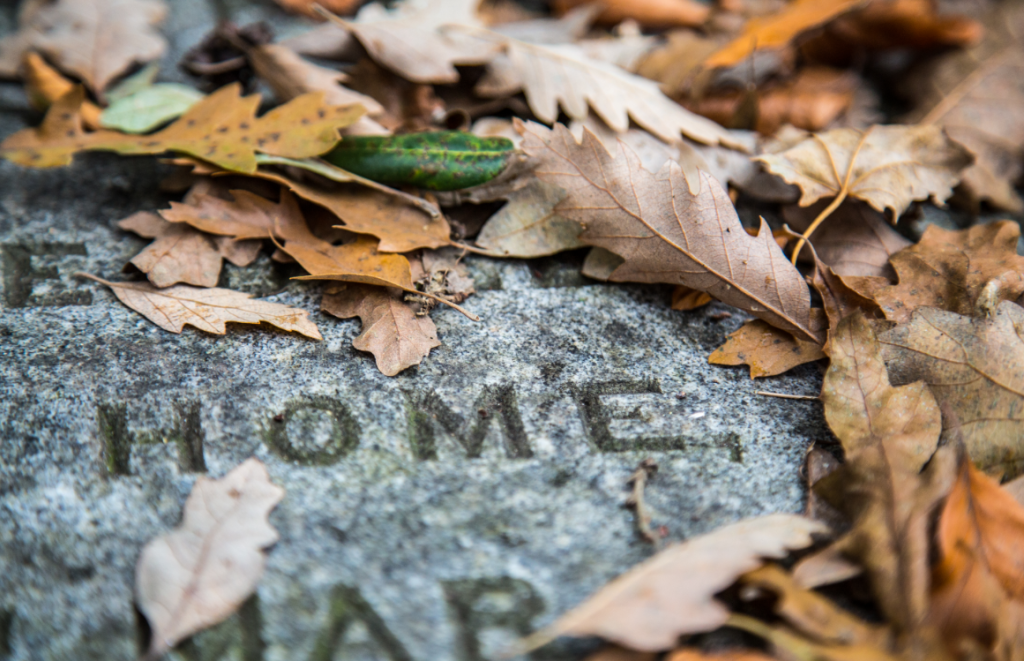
[{"left": 709, "top": 319, "right": 825, "bottom": 378}]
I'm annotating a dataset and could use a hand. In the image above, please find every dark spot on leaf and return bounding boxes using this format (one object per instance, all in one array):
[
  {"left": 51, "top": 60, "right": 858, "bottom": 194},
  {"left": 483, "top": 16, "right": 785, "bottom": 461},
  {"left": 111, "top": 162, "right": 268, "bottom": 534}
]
[
  {"left": 240, "top": 122, "right": 249, "bottom": 130},
  {"left": 318, "top": 109, "right": 326, "bottom": 119}
]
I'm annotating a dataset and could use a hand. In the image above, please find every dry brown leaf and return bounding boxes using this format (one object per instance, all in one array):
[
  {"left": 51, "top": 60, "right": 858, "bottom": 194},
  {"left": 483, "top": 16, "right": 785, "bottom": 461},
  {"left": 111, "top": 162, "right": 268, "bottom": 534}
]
[
  {"left": 520, "top": 121, "right": 819, "bottom": 342},
  {"left": 635, "top": 30, "right": 722, "bottom": 98},
  {"left": 136, "top": 458, "right": 284, "bottom": 660},
  {"left": 929, "top": 456, "right": 1024, "bottom": 648},
  {"left": 820, "top": 313, "right": 945, "bottom": 631},
  {"left": 475, "top": 179, "right": 584, "bottom": 258},
  {"left": 757, "top": 125, "right": 972, "bottom": 219},
  {"left": 119, "top": 211, "right": 223, "bottom": 288},
  {"left": 665, "top": 650, "right": 774, "bottom": 661},
  {"left": 78, "top": 274, "right": 323, "bottom": 339},
  {"left": 22, "top": 52, "right": 102, "bottom": 130},
  {"left": 782, "top": 200, "right": 911, "bottom": 279},
  {"left": 328, "top": 0, "right": 501, "bottom": 84},
  {"left": 671, "top": 286, "right": 713, "bottom": 311},
  {"left": 552, "top": 0, "right": 709, "bottom": 29},
  {"left": 809, "top": 256, "right": 881, "bottom": 351},
  {"left": 519, "top": 514, "right": 827, "bottom": 652},
  {"left": 273, "top": 0, "right": 364, "bottom": 18},
  {"left": 161, "top": 189, "right": 308, "bottom": 243},
  {"left": 322, "top": 283, "right": 440, "bottom": 375},
  {"left": 709, "top": 319, "right": 825, "bottom": 378},
  {"left": 873, "top": 222, "right": 1024, "bottom": 324},
  {"left": 285, "top": 234, "right": 416, "bottom": 291},
  {"left": 0, "top": 0, "right": 168, "bottom": 93},
  {"left": 910, "top": 3, "right": 1024, "bottom": 211},
  {"left": 478, "top": 41, "right": 746, "bottom": 148},
  {"left": 879, "top": 302, "right": 1024, "bottom": 476},
  {"left": 0, "top": 84, "right": 363, "bottom": 173},
  {"left": 703, "top": 0, "right": 866, "bottom": 70}
]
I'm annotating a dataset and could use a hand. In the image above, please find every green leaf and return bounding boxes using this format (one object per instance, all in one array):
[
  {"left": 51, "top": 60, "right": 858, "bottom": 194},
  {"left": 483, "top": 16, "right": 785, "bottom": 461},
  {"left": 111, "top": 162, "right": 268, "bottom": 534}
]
[
  {"left": 323, "top": 131, "right": 516, "bottom": 191},
  {"left": 105, "top": 63, "right": 161, "bottom": 103},
  {"left": 99, "top": 84, "right": 205, "bottom": 134}
]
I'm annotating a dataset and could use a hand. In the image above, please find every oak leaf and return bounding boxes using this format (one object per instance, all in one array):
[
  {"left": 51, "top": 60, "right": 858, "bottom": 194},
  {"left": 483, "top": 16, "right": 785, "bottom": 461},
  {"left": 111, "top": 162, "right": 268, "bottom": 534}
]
[
  {"left": 136, "top": 458, "right": 284, "bottom": 660},
  {"left": 879, "top": 302, "right": 1024, "bottom": 475},
  {"left": 930, "top": 456, "right": 1024, "bottom": 647},
  {"left": 119, "top": 211, "right": 260, "bottom": 288},
  {"left": 756, "top": 124, "right": 972, "bottom": 220},
  {"left": 709, "top": 319, "right": 825, "bottom": 378},
  {"left": 519, "top": 121, "right": 819, "bottom": 342},
  {"left": 519, "top": 514, "right": 827, "bottom": 652},
  {"left": 79, "top": 274, "right": 323, "bottom": 339},
  {"left": 552, "top": 0, "right": 709, "bottom": 29},
  {"left": 478, "top": 41, "right": 746, "bottom": 148},
  {"left": 819, "top": 313, "right": 945, "bottom": 631},
  {"left": 0, "top": 84, "right": 364, "bottom": 173},
  {"left": 0, "top": 0, "right": 168, "bottom": 93},
  {"left": 872, "top": 221, "right": 1024, "bottom": 324},
  {"left": 322, "top": 283, "right": 440, "bottom": 375},
  {"left": 22, "top": 52, "right": 102, "bottom": 130},
  {"left": 703, "top": 0, "right": 866, "bottom": 70},
  {"left": 475, "top": 179, "right": 584, "bottom": 258}
]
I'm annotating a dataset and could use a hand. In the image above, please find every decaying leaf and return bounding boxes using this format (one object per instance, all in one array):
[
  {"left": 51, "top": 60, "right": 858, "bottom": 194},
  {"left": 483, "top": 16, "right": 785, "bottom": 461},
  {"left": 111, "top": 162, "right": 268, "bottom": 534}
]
[
  {"left": 670, "top": 286, "right": 712, "bottom": 311},
  {"left": 161, "top": 189, "right": 309, "bottom": 242},
  {"left": 22, "top": 52, "right": 102, "bottom": 130},
  {"left": 809, "top": 255, "right": 881, "bottom": 351},
  {"left": 136, "top": 458, "right": 284, "bottom": 660},
  {"left": 709, "top": 319, "right": 825, "bottom": 378},
  {"left": 757, "top": 125, "right": 972, "bottom": 219},
  {"left": 0, "top": 0, "right": 168, "bottom": 93},
  {"left": 119, "top": 211, "right": 259, "bottom": 288},
  {"left": 879, "top": 302, "right": 1024, "bottom": 475},
  {"left": 635, "top": 30, "right": 722, "bottom": 98},
  {"left": 273, "top": 0, "right": 364, "bottom": 18},
  {"left": 0, "top": 84, "right": 363, "bottom": 173},
  {"left": 703, "top": 0, "right": 866, "bottom": 70},
  {"left": 930, "top": 456, "right": 1024, "bottom": 647},
  {"left": 520, "top": 514, "right": 827, "bottom": 652},
  {"left": 552, "top": 0, "right": 709, "bottom": 29},
  {"left": 819, "top": 313, "right": 943, "bottom": 631},
  {"left": 873, "top": 221, "right": 1024, "bottom": 324},
  {"left": 520, "top": 121, "right": 819, "bottom": 342},
  {"left": 478, "top": 40, "right": 746, "bottom": 148},
  {"left": 322, "top": 283, "right": 440, "bottom": 375},
  {"left": 475, "top": 179, "right": 584, "bottom": 257},
  {"left": 78, "top": 274, "right": 323, "bottom": 339}
]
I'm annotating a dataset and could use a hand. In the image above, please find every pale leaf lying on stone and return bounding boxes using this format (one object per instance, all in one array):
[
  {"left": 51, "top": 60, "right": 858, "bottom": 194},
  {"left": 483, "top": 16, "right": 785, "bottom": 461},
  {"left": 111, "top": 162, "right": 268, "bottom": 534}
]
[
  {"left": 880, "top": 302, "right": 1024, "bottom": 474},
  {"left": 478, "top": 40, "right": 745, "bottom": 148},
  {"left": 520, "top": 121, "right": 820, "bottom": 342},
  {"left": 476, "top": 179, "right": 583, "bottom": 258},
  {"left": 136, "top": 458, "right": 285, "bottom": 659},
  {"left": 78, "top": 274, "right": 323, "bottom": 339},
  {"left": 518, "top": 514, "right": 827, "bottom": 652},
  {"left": 322, "top": 283, "right": 440, "bottom": 376},
  {"left": 0, "top": 0, "right": 168, "bottom": 93},
  {"left": 757, "top": 124, "right": 972, "bottom": 219},
  {"left": 99, "top": 83, "right": 203, "bottom": 133}
]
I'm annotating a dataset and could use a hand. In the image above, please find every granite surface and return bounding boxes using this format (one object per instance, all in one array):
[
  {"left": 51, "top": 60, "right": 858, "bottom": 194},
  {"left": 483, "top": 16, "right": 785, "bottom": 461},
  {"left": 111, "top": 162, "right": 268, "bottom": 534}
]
[{"left": 0, "top": 2, "right": 832, "bottom": 660}]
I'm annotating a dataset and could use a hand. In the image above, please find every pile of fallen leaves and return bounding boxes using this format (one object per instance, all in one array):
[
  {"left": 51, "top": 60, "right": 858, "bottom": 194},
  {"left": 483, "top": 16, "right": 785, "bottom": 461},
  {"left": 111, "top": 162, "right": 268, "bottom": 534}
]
[{"left": 3, "top": 0, "right": 1024, "bottom": 657}]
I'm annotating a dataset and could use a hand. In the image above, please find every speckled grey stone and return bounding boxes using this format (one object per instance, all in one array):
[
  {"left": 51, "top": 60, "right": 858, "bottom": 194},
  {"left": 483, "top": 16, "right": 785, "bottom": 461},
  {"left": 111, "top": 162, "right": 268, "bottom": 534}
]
[{"left": 0, "top": 3, "right": 833, "bottom": 660}]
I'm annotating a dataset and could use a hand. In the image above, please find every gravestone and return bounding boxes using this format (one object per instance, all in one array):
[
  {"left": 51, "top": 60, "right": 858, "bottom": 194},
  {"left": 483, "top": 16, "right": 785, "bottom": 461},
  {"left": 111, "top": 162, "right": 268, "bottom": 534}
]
[{"left": 0, "top": 3, "right": 832, "bottom": 660}]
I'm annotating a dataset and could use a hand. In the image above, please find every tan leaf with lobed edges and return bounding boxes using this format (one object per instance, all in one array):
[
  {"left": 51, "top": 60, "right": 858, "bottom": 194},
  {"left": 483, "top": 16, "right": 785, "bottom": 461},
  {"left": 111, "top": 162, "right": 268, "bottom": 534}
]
[
  {"left": 136, "top": 458, "right": 285, "bottom": 659},
  {"left": 322, "top": 283, "right": 440, "bottom": 376},
  {"left": 520, "top": 121, "right": 819, "bottom": 342},
  {"left": 709, "top": 319, "right": 825, "bottom": 378},
  {"left": 0, "top": 84, "right": 363, "bottom": 173},
  {"left": 475, "top": 179, "right": 583, "bottom": 258}
]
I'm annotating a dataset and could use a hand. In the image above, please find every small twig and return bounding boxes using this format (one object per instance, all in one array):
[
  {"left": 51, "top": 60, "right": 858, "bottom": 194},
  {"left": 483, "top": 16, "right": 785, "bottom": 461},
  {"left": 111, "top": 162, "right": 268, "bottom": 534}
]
[
  {"left": 253, "top": 155, "right": 443, "bottom": 220},
  {"left": 625, "top": 458, "right": 661, "bottom": 546},
  {"left": 755, "top": 391, "right": 820, "bottom": 401}
]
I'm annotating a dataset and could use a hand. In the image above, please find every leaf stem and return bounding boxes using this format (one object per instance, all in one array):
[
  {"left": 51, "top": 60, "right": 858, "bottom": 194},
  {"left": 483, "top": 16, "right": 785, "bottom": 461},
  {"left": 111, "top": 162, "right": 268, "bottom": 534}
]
[
  {"left": 755, "top": 391, "right": 820, "bottom": 401},
  {"left": 293, "top": 275, "right": 480, "bottom": 321},
  {"left": 789, "top": 189, "right": 847, "bottom": 265},
  {"left": 253, "top": 155, "right": 443, "bottom": 219}
]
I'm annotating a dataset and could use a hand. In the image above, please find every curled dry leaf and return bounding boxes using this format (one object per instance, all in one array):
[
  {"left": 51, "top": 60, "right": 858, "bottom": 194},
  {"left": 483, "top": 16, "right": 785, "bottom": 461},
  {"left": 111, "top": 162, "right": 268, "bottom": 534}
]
[
  {"left": 136, "top": 458, "right": 285, "bottom": 660},
  {"left": 79, "top": 274, "right": 323, "bottom": 339},
  {"left": 873, "top": 222, "right": 1024, "bottom": 324},
  {"left": 709, "top": 319, "right": 825, "bottom": 378},
  {"left": 520, "top": 121, "right": 819, "bottom": 343},
  {"left": 808, "top": 254, "right": 881, "bottom": 350},
  {"left": 879, "top": 302, "right": 1024, "bottom": 476},
  {"left": 552, "top": 0, "right": 709, "bottom": 29},
  {"left": 519, "top": 514, "right": 827, "bottom": 653},
  {"left": 820, "top": 313, "right": 944, "bottom": 631},
  {"left": 757, "top": 124, "right": 972, "bottom": 219},
  {"left": 478, "top": 41, "right": 745, "bottom": 148},
  {"left": 703, "top": 0, "right": 866, "bottom": 70},
  {"left": 670, "top": 286, "right": 712, "bottom": 311},
  {"left": 0, "top": 84, "right": 364, "bottom": 173},
  {"left": 0, "top": 0, "right": 168, "bottom": 93},
  {"left": 475, "top": 179, "right": 584, "bottom": 257},
  {"left": 21, "top": 52, "right": 102, "bottom": 130},
  {"left": 322, "top": 283, "right": 440, "bottom": 376}
]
